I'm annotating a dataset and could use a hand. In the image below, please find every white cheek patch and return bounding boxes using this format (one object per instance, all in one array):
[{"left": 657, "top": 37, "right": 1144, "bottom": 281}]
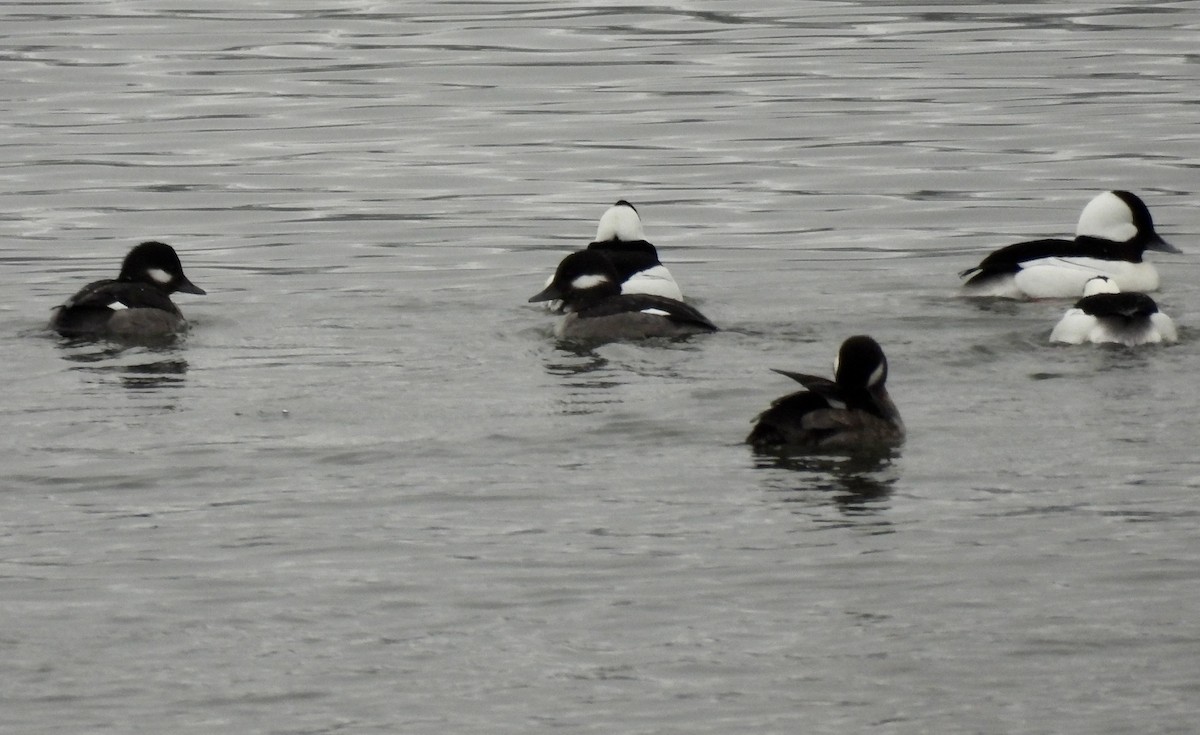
[
  {"left": 867, "top": 363, "right": 885, "bottom": 387},
  {"left": 108, "top": 301, "right": 129, "bottom": 311},
  {"left": 570, "top": 274, "right": 609, "bottom": 290},
  {"left": 1076, "top": 192, "right": 1138, "bottom": 242},
  {"left": 147, "top": 268, "right": 172, "bottom": 285},
  {"left": 1099, "top": 222, "right": 1136, "bottom": 242},
  {"left": 639, "top": 308, "right": 671, "bottom": 317},
  {"left": 827, "top": 398, "right": 847, "bottom": 411}
]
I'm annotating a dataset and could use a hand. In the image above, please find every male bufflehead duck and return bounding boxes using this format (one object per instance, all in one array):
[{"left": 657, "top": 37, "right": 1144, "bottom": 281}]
[
  {"left": 1049, "top": 276, "right": 1177, "bottom": 346},
  {"left": 528, "top": 250, "right": 715, "bottom": 341},
  {"left": 586, "top": 200, "right": 683, "bottom": 301},
  {"left": 747, "top": 335, "right": 904, "bottom": 452},
  {"left": 960, "top": 191, "right": 1180, "bottom": 299},
  {"left": 537, "top": 200, "right": 683, "bottom": 311},
  {"left": 50, "top": 240, "right": 206, "bottom": 339}
]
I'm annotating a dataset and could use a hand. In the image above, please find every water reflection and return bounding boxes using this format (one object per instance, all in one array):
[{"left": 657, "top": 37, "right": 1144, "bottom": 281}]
[
  {"left": 752, "top": 449, "right": 900, "bottom": 515},
  {"left": 541, "top": 340, "right": 710, "bottom": 416},
  {"left": 57, "top": 339, "right": 189, "bottom": 392},
  {"left": 543, "top": 343, "right": 622, "bottom": 416},
  {"left": 115, "top": 358, "right": 189, "bottom": 391},
  {"left": 544, "top": 340, "right": 708, "bottom": 378},
  {"left": 962, "top": 297, "right": 1027, "bottom": 316},
  {"left": 1033, "top": 339, "right": 1168, "bottom": 383},
  {"left": 542, "top": 342, "right": 610, "bottom": 378}
]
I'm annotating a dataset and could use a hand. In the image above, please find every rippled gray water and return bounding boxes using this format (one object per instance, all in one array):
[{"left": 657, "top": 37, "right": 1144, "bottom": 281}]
[{"left": 3, "top": 2, "right": 1200, "bottom": 733}]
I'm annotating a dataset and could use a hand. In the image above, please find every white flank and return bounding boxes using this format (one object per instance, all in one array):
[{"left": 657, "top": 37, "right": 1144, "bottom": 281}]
[
  {"left": 620, "top": 266, "right": 683, "bottom": 300},
  {"left": 1014, "top": 258, "right": 1159, "bottom": 298},
  {"left": 1151, "top": 313, "right": 1178, "bottom": 343},
  {"left": 1049, "top": 308, "right": 1092, "bottom": 344},
  {"left": 108, "top": 300, "right": 129, "bottom": 311},
  {"left": 1051, "top": 308, "right": 1178, "bottom": 346},
  {"left": 961, "top": 274, "right": 1026, "bottom": 299},
  {"left": 639, "top": 308, "right": 671, "bottom": 317},
  {"left": 1075, "top": 192, "right": 1138, "bottom": 242},
  {"left": 147, "top": 267, "right": 172, "bottom": 285}
]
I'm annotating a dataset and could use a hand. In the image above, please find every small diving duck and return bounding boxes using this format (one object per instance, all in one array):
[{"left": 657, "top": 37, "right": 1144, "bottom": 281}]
[
  {"left": 747, "top": 335, "right": 904, "bottom": 452},
  {"left": 585, "top": 200, "right": 682, "bottom": 301},
  {"left": 537, "top": 200, "right": 683, "bottom": 311},
  {"left": 50, "top": 240, "right": 206, "bottom": 340},
  {"left": 960, "top": 191, "right": 1180, "bottom": 299},
  {"left": 1049, "top": 276, "right": 1177, "bottom": 346},
  {"left": 528, "top": 250, "right": 715, "bottom": 341}
]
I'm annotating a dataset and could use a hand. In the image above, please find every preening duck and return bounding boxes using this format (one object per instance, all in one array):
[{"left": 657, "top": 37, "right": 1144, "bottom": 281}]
[
  {"left": 748, "top": 336, "right": 904, "bottom": 452},
  {"left": 1049, "top": 276, "right": 1177, "bottom": 346},
  {"left": 529, "top": 250, "right": 715, "bottom": 342}
]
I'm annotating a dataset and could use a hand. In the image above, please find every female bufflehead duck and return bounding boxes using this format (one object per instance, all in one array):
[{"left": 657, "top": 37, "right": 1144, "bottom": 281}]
[
  {"left": 1049, "top": 276, "right": 1177, "bottom": 346},
  {"left": 960, "top": 191, "right": 1180, "bottom": 299},
  {"left": 528, "top": 250, "right": 715, "bottom": 341},
  {"left": 50, "top": 240, "right": 206, "bottom": 339},
  {"left": 747, "top": 335, "right": 904, "bottom": 452}
]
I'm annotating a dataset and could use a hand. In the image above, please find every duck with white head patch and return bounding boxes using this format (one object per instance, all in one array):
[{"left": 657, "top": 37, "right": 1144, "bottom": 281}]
[
  {"left": 747, "top": 336, "right": 903, "bottom": 452},
  {"left": 537, "top": 200, "right": 683, "bottom": 311},
  {"left": 50, "top": 241, "right": 206, "bottom": 340},
  {"left": 960, "top": 191, "right": 1180, "bottom": 299},
  {"left": 586, "top": 200, "right": 683, "bottom": 301},
  {"left": 529, "top": 250, "right": 714, "bottom": 342},
  {"left": 1049, "top": 276, "right": 1177, "bottom": 346}
]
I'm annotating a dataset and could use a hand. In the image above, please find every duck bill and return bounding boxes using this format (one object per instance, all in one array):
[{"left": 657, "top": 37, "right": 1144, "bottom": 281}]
[
  {"left": 177, "top": 276, "right": 206, "bottom": 295},
  {"left": 528, "top": 284, "right": 562, "bottom": 303},
  {"left": 1147, "top": 234, "right": 1181, "bottom": 254}
]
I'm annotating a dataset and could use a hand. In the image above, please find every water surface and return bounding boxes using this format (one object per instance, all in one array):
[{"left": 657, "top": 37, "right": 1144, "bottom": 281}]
[{"left": 3, "top": 2, "right": 1200, "bottom": 733}]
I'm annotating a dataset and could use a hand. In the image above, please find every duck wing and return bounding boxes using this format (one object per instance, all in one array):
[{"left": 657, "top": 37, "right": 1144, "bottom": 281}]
[
  {"left": 771, "top": 369, "right": 839, "bottom": 397},
  {"left": 960, "top": 238, "right": 1087, "bottom": 278},
  {"left": 579, "top": 294, "right": 717, "bottom": 332},
  {"left": 62, "top": 280, "right": 179, "bottom": 312}
]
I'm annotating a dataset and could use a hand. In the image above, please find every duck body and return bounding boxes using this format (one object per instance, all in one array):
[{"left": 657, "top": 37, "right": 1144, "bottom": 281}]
[
  {"left": 50, "top": 241, "right": 205, "bottom": 340},
  {"left": 539, "top": 200, "right": 683, "bottom": 310},
  {"left": 529, "top": 250, "right": 714, "bottom": 342},
  {"left": 960, "top": 191, "right": 1179, "bottom": 299},
  {"left": 748, "top": 336, "right": 903, "bottom": 452},
  {"left": 586, "top": 238, "right": 682, "bottom": 302},
  {"left": 553, "top": 292, "right": 716, "bottom": 341},
  {"left": 1049, "top": 276, "right": 1177, "bottom": 346}
]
